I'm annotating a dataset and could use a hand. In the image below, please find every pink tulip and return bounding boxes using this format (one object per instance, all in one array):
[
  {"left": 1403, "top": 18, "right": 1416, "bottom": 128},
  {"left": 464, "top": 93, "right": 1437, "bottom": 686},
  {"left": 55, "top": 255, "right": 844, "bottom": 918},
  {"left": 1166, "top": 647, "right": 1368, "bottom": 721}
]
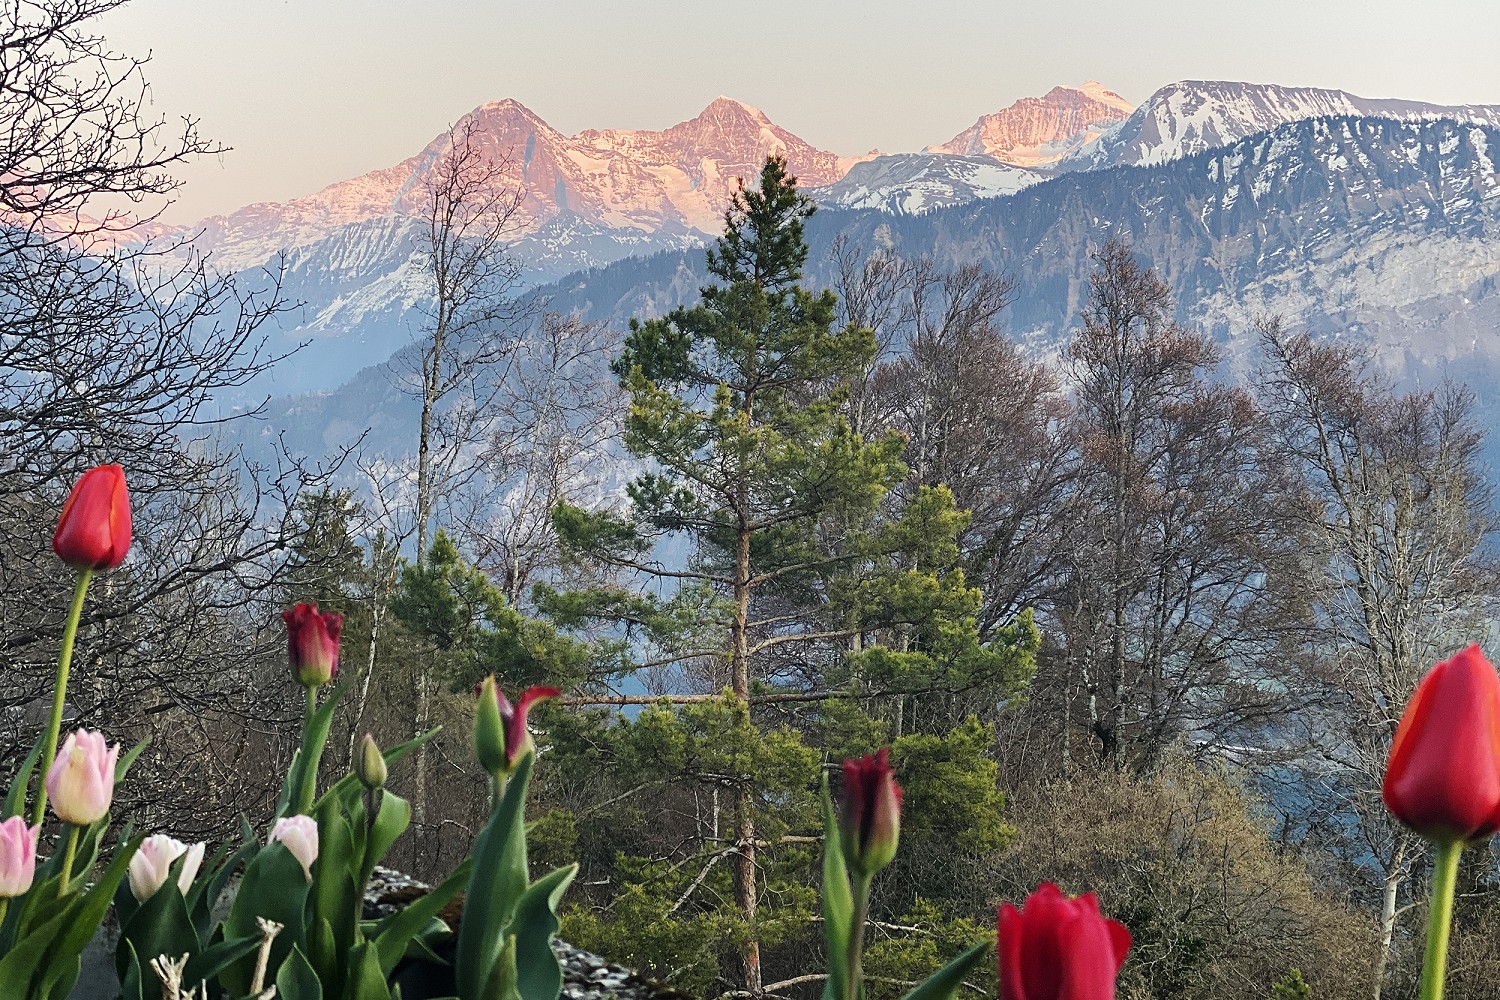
[
  {"left": 0, "top": 816, "right": 40, "bottom": 897},
  {"left": 269, "top": 815, "right": 319, "bottom": 879},
  {"left": 45, "top": 729, "right": 119, "bottom": 826},
  {"left": 128, "top": 834, "right": 206, "bottom": 902}
]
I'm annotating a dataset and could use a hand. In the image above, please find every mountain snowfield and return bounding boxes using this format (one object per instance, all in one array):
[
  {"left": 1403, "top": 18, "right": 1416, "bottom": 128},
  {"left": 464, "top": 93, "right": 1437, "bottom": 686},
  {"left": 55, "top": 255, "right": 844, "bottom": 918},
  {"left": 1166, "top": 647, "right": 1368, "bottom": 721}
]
[{"left": 204, "top": 78, "right": 1500, "bottom": 432}]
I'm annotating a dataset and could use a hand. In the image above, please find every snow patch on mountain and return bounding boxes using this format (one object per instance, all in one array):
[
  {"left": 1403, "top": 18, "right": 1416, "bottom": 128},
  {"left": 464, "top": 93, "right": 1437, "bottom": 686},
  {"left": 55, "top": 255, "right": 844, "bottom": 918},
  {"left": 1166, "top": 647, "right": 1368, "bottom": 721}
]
[{"left": 812, "top": 153, "right": 1042, "bottom": 213}]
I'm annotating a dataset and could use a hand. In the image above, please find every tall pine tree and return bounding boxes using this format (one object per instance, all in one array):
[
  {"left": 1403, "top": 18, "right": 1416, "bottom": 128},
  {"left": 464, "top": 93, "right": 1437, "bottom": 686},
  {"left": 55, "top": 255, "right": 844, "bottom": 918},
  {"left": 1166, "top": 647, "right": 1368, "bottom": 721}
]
[{"left": 550, "top": 156, "right": 1036, "bottom": 993}]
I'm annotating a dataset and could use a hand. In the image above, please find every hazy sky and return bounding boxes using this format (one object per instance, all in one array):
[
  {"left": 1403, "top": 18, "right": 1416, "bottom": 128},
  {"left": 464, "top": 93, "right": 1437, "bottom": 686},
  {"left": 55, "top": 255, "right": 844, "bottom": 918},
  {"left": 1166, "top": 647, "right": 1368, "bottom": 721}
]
[{"left": 100, "top": 0, "right": 1500, "bottom": 222}]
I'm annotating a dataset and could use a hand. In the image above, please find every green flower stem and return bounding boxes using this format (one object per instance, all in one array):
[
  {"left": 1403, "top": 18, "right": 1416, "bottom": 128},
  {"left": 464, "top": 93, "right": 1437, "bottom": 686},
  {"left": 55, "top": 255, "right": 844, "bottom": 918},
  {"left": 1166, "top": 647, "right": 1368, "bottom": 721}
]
[
  {"left": 847, "top": 872, "right": 872, "bottom": 1000},
  {"left": 57, "top": 824, "right": 80, "bottom": 899},
  {"left": 298, "top": 684, "right": 319, "bottom": 814},
  {"left": 34, "top": 570, "right": 93, "bottom": 825},
  {"left": 0, "top": 897, "right": 9, "bottom": 928},
  {"left": 1420, "top": 838, "right": 1463, "bottom": 1000}
]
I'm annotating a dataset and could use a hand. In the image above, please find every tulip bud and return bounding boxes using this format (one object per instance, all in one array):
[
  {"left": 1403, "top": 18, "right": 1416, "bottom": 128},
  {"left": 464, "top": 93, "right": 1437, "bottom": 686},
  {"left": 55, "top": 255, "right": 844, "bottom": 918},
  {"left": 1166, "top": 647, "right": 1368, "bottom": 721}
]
[
  {"left": 128, "top": 834, "right": 206, "bottom": 902},
  {"left": 45, "top": 729, "right": 119, "bottom": 826},
  {"left": 0, "top": 816, "right": 40, "bottom": 898},
  {"left": 474, "top": 676, "right": 561, "bottom": 779},
  {"left": 1383, "top": 644, "right": 1500, "bottom": 844},
  {"left": 357, "top": 733, "right": 387, "bottom": 790},
  {"left": 281, "top": 603, "right": 343, "bottom": 688},
  {"left": 268, "top": 815, "right": 319, "bottom": 880},
  {"left": 838, "top": 748, "right": 902, "bottom": 877},
  {"left": 997, "top": 883, "right": 1132, "bottom": 1000},
  {"left": 52, "top": 464, "right": 132, "bottom": 571}
]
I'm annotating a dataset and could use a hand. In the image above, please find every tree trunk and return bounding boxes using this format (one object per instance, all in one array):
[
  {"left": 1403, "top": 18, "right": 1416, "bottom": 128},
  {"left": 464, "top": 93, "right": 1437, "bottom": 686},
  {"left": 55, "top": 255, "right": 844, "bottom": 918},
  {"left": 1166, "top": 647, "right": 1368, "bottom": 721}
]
[
  {"left": 412, "top": 327, "right": 443, "bottom": 828},
  {"left": 1372, "top": 834, "right": 1408, "bottom": 1000},
  {"left": 730, "top": 501, "right": 760, "bottom": 994}
]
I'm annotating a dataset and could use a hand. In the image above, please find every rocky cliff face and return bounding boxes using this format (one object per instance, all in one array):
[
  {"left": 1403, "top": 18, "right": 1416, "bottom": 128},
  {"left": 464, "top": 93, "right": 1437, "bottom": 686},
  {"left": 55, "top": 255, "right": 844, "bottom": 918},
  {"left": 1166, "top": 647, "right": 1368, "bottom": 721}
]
[{"left": 929, "top": 81, "right": 1133, "bottom": 166}]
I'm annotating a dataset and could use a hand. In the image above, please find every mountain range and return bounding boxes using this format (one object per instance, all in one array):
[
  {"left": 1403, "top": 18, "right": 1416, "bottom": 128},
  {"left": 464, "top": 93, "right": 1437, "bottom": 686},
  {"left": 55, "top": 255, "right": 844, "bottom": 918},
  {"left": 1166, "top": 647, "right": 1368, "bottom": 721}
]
[{"left": 188, "top": 78, "right": 1500, "bottom": 461}]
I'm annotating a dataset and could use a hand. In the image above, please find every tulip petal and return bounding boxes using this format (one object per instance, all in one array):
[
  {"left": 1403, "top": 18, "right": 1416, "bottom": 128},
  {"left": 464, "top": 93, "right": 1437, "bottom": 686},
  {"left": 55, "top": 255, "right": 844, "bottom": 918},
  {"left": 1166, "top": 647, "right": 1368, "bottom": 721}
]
[{"left": 1384, "top": 645, "right": 1500, "bottom": 841}]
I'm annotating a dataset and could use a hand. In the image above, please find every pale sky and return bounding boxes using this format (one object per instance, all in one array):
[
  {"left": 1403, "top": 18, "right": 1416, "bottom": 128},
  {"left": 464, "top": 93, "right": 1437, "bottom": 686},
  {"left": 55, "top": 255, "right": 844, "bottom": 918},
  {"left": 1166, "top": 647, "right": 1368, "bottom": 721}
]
[{"left": 100, "top": 0, "right": 1500, "bottom": 223}]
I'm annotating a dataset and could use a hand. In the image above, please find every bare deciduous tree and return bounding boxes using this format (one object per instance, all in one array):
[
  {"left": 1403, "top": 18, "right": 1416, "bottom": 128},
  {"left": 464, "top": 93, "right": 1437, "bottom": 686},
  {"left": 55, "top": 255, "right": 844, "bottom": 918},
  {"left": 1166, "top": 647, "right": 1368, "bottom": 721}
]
[{"left": 1256, "top": 316, "right": 1500, "bottom": 1000}]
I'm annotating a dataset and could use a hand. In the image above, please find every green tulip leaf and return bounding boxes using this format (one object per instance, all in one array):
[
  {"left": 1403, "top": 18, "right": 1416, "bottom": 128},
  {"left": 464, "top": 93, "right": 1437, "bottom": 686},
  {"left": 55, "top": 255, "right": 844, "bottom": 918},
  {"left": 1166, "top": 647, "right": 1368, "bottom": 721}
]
[
  {"left": 821, "top": 775, "right": 854, "bottom": 1000},
  {"left": 118, "top": 939, "right": 145, "bottom": 1000},
  {"left": 455, "top": 753, "right": 533, "bottom": 1000},
  {"left": 343, "top": 940, "right": 392, "bottom": 1000},
  {"left": 114, "top": 737, "right": 151, "bottom": 783},
  {"left": 116, "top": 883, "right": 195, "bottom": 983},
  {"left": 362, "top": 790, "right": 412, "bottom": 885},
  {"left": 513, "top": 864, "right": 577, "bottom": 1000},
  {"left": 282, "top": 682, "right": 351, "bottom": 816},
  {"left": 221, "top": 842, "right": 311, "bottom": 996},
  {"left": 896, "top": 941, "right": 992, "bottom": 1000},
  {"left": 312, "top": 794, "right": 361, "bottom": 985},
  {"left": 181, "top": 931, "right": 263, "bottom": 990},
  {"left": 372, "top": 858, "right": 472, "bottom": 977},
  {"left": 477, "top": 935, "right": 521, "bottom": 1000},
  {"left": 2, "top": 738, "right": 42, "bottom": 820},
  {"left": 31, "top": 832, "right": 143, "bottom": 1000},
  {"left": 275, "top": 943, "right": 324, "bottom": 1000}
]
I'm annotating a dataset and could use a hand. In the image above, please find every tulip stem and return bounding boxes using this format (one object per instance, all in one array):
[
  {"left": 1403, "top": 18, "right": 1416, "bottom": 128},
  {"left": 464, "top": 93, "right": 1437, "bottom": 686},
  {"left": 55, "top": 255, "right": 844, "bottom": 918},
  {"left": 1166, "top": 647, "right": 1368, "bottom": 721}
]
[
  {"left": 1420, "top": 839, "right": 1462, "bottom": 1000},
  {"left": 0, "top": 897, "right": 9, "bottom": 928},
  {"left": 57, "top": 824, "right": 80, "bottom": 899},
  {"left": 34, "top": 570, "right": 93, "bottom": 826},
  {"left": 847, "top": 873, "right": 871, "bottom": 1000},
  {"left": 298, "top": 685, "right": 318, "bottom": 814}
]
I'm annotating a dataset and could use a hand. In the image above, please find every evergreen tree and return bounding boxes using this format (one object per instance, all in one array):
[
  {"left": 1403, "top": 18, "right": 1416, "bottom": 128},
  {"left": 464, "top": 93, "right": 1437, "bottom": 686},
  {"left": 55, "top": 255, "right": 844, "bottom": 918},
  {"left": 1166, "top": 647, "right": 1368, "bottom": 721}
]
[{"left": 548, "top": 156, "right": 1036, "bottom": 994}]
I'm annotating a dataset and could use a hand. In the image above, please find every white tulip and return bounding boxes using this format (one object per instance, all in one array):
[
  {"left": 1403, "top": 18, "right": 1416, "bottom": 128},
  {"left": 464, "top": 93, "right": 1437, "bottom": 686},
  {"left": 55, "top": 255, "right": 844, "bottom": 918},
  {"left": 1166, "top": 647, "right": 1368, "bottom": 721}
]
[
  {"left": 128, "top": 834, "right": 206, "bottom": 902},
  {"left": 268, "top": 815, "right": 319, "bottom": 880}
]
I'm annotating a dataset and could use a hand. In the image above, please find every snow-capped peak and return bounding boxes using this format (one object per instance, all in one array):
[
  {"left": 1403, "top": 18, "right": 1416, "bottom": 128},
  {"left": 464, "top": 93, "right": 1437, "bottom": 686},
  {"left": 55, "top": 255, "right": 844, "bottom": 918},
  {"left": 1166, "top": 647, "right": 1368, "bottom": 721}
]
[
  {"left": 1059, "top": 79, "right": 1500, "bottom": 170},
  {"left": 927, "top": 81, "right": 1135, "bottom": 167}
]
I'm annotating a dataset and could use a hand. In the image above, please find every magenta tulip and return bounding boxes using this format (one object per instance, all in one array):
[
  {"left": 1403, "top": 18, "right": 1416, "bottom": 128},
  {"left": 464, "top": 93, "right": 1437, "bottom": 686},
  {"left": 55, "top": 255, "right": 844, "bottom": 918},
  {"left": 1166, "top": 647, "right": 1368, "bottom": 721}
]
[
  {"left": 474, "top": 675, "right": 560, "bottom": 778},
  {"left": 839, "top": 748, "right": 902, "bottom": 877},
  {"left": 282, "top": 603, "right": 343, "bottom": 688}
]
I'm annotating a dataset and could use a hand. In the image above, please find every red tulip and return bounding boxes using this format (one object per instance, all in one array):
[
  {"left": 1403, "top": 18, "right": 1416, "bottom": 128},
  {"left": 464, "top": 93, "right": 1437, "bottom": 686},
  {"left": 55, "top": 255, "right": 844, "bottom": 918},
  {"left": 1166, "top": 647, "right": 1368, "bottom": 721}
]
[
  {"left": 52, "top": 464, "right": 131, "bottom": 570},
  {"left": 1383, "top": 644, "right": 1500, "bottom": 843},
  {"left": 474, "top": 675, "right": 560, "bottom": 777},
  {"left": 282, "top": 603, "right": 343, "bottom": 688},
  {"left": 839, "top": 748, "right": 902, "bottom": 877},
  {"left": 998, "top": 883, "right": 1131, "bottom": 1000}
]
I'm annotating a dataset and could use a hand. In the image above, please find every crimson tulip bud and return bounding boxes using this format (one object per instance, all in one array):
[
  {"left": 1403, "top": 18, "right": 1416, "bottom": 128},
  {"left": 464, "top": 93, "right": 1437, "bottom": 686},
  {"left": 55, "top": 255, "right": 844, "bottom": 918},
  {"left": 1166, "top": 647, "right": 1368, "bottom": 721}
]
[
  {"left": 282, "top": 603, "right": 343, "bottom": 688},
  {"left": 52, "top": 464, "right": 131, "bottom": 571},
  {"left": 1383, "top": 644, "right": 1500, "bottom": 843},
  {"left": 45, "top": 729, "right": 119, "bottom": 826},
  {"left": 997, "top": 883, "right": 1132, "bottom": 1000},
  {"left": 357, "top": 733, "right": 387, "bottom": 790},
  {"left": 128, "top": 834, "right": 205, "bottom": 902},
  {"left": 838, "top": 748, "right": 902, "bottom": 877},
  {"left": 0, "top": 816, "right": 40, "bottom": 898},
  {"left": 474, "top": 675, "right": 560, "bottom": 778},
  {"left": 268, "top": 815, "right": 319, "bottom": 880}
]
